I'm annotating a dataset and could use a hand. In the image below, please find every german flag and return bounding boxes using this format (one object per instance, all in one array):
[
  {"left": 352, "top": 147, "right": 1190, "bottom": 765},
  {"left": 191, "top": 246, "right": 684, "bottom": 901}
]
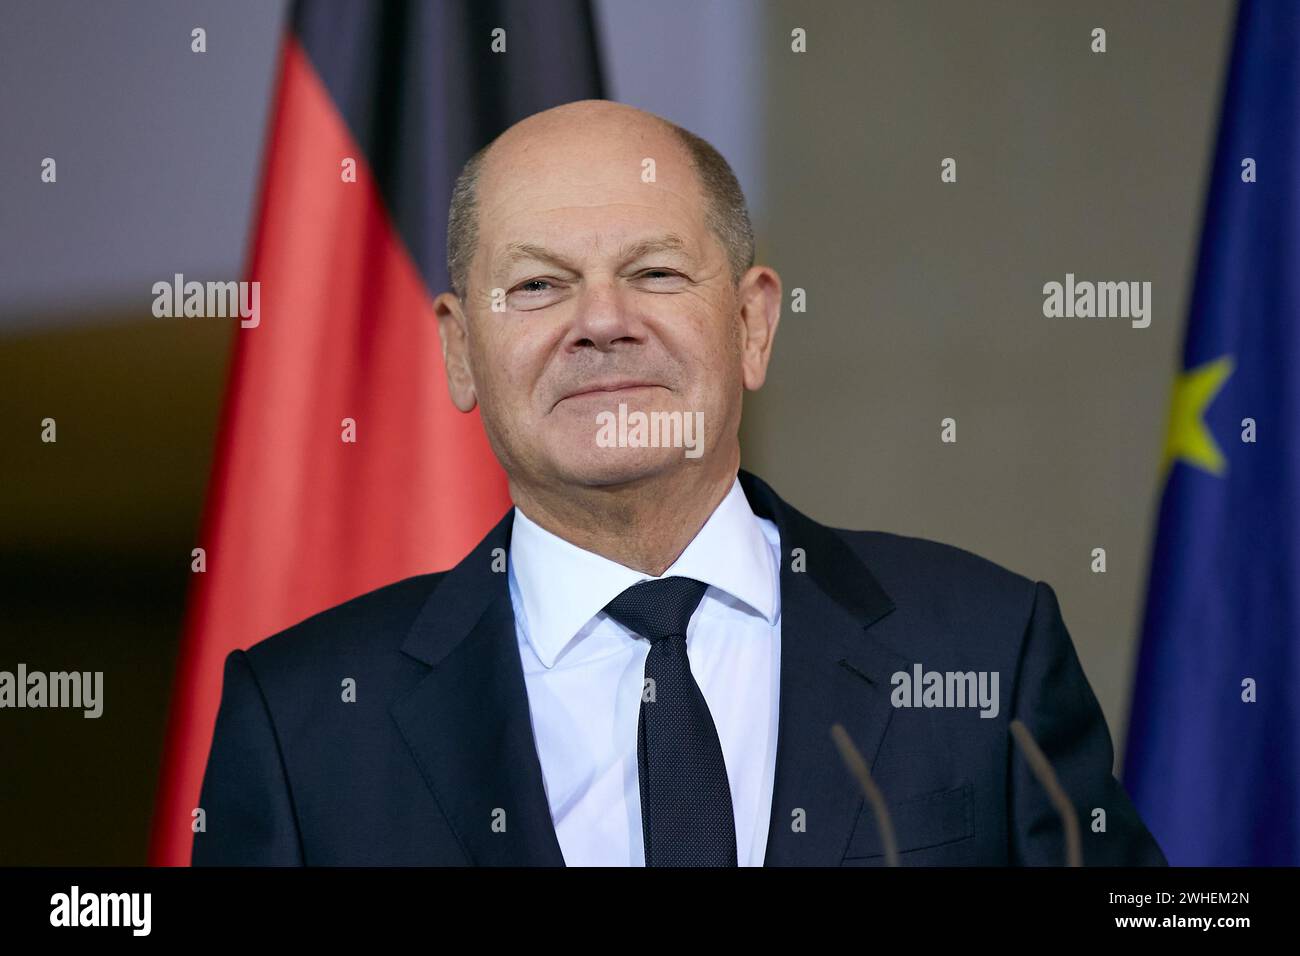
[{"left": 149, "top": 0, "right": 605, "bottom": 866}]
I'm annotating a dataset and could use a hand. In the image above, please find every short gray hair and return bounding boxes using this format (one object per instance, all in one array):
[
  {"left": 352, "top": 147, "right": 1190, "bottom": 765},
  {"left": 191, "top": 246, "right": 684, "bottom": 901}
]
[{"left": 446, "top": 118, "right": 755, "bottom": 300}]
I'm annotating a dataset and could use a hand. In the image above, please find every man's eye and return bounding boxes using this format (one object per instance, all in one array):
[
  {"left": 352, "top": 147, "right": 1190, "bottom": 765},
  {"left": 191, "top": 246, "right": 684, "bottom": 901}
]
[
  {"left": 631, "top": 269, "right": 686, "bottom": 283},
  {"left": 517, "top": 279, "right": 554, "bottom": 294}
]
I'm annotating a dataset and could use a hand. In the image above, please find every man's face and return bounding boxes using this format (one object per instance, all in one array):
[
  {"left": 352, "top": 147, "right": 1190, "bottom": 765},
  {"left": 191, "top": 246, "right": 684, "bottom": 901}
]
[{"left": 440, "top": 116, "right": 754, "bottom": 493}]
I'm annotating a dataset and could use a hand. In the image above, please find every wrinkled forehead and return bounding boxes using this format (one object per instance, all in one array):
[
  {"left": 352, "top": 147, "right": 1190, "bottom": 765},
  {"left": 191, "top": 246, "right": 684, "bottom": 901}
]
[{"left": 475, "top": 129, "right": 711, "bottom": 272}]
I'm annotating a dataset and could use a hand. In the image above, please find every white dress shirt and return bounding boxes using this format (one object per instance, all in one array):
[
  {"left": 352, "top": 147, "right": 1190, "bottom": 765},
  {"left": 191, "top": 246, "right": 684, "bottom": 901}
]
[{"left": 507, "top": 474, "right": 783, "bottom": 866}]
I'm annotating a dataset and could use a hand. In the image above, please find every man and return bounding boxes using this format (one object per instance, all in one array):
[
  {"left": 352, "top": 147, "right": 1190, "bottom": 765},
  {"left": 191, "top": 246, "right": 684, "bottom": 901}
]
[{"left": 193, "top": 99, "right": 1166, "bottom": 866}]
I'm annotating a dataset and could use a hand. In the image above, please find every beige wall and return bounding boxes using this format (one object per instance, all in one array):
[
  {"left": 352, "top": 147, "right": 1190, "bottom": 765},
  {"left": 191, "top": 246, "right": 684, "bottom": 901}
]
[{"left": 743, "top": 0, "right": 1238, "bottom": 762}]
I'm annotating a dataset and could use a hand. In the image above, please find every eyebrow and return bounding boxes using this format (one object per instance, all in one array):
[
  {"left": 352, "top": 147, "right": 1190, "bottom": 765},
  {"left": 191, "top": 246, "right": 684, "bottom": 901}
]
[{"left": 495, "top": 233, "right": 690, "bottom": 276}]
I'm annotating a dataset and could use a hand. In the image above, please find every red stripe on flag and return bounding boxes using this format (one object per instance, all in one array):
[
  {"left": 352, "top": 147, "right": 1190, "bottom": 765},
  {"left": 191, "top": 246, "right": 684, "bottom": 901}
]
[{"left": 148, "top": 35, "right": 510, "bottom": 865}]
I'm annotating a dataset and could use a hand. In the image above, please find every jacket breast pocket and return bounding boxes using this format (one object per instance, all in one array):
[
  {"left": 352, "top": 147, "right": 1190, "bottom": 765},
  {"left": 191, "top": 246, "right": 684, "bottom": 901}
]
[{"left": 841, "top": 781, "right": 974, "bottom": 861}]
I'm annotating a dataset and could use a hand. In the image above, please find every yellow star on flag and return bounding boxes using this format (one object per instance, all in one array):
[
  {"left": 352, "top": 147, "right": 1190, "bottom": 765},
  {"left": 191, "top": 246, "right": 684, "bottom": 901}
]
[{"left": 1161, "top": 354, "right": 1234, "bottom": 479}]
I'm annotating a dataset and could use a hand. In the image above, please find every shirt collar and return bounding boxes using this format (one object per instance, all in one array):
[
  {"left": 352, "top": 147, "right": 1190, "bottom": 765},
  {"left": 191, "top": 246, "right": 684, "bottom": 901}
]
[{"left": 508, "top": 474, "right": 779, "bottom": 669}]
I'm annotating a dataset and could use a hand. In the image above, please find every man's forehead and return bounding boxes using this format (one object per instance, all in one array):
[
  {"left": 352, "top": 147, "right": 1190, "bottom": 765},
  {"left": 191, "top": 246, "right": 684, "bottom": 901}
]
[
  {"left": 481, "top": 149, "right": 697, "bottom": 215},
  {"left": 498, "top": 232, "right": 690, "bottom": 267},
  {"left": 473, "top": 117, "right": 713, "bottom": 272},
  {"left": 480, "top": 182, "right": 709, "bottom": 271}
]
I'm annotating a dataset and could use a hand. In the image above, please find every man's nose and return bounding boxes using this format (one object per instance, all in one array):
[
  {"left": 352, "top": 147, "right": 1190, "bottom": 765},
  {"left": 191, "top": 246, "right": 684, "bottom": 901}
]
[{"left": 565, "top": 278, "right": 645, "bottom": 351}]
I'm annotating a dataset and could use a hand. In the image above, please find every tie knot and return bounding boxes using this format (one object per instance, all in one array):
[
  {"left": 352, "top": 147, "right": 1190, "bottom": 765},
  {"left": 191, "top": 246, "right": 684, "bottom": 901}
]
[{"left": 602, "top": 576, "right": 709, "bottom": 642}]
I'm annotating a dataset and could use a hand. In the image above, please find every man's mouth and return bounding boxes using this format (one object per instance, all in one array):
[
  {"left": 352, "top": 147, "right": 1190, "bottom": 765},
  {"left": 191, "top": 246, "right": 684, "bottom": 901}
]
[{"left": 554, "top": 381, "right": 664, "bottom": 408}]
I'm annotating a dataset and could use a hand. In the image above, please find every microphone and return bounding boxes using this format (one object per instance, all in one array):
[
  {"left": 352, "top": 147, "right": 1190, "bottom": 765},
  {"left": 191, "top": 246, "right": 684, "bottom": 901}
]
[
  {"left": 830, "top": 723, "right": 899, "bottom": 866},
  {"left": 1009, "top": 718, "right": 1082, "bottom": 866}
]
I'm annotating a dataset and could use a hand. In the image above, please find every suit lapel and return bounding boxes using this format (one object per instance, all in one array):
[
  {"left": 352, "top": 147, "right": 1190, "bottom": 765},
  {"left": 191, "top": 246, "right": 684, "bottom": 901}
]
[
  {"left": 390, "top": 508, "right": 566, "bottom": 866},
  {"left": 389, "top": 471, "right": 905, "bottom": 867},
  {"left": 738, "top": 471, "right": 906, "bottom": 866}
]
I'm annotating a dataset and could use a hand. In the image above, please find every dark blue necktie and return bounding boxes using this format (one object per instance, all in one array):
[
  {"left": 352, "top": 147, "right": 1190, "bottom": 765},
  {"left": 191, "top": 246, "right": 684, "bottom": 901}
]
[{"left": 603, "top": 576, "right": 738, "bottom": 866}]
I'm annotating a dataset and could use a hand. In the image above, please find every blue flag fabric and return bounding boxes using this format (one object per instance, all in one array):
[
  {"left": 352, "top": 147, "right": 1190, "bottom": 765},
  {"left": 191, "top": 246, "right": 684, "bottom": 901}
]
[{"left": 1123, "top": 0, "right": 1300, "bottom": 866}]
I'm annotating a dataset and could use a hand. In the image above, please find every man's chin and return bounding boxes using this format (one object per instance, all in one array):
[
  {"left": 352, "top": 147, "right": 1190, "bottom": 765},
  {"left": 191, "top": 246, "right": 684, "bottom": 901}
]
[{"left": 550, "top": 446, "right": 698, "bottom": 489}]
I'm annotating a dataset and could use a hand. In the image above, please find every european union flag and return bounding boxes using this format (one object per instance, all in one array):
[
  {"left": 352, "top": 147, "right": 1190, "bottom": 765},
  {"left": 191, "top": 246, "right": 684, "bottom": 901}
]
[{"left": 1123, "top": 0, "right": 1300, "bottom": 865}]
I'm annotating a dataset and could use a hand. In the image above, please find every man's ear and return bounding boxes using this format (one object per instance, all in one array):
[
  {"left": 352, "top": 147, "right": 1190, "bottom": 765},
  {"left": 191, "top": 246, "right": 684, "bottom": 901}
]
[
  {"left": 433, "top": 292, "right": 479, "bottom": 412},
  {"left": 737, "top": 266, "right": 782, "bottom": 391}
]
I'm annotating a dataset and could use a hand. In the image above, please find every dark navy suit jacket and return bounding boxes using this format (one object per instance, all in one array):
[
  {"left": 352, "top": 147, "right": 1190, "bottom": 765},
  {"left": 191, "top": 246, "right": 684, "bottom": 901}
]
[{"left": 192, "top": 470, "right": 1167, "bottom": 866}]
